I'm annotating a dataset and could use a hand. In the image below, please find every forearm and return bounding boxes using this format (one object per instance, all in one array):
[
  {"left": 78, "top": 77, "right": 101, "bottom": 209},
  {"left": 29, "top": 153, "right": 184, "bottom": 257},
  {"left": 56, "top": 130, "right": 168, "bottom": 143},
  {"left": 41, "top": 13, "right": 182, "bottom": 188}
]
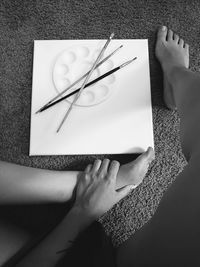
[
  {"left": 16, "top": 208, "right": 91, "bottom": 267},
  {"left": 0, "top": 160, "right": 79, "bottom": 204},
  {"left": 0, "top": 159, "right": 134, "bottom": 205}
]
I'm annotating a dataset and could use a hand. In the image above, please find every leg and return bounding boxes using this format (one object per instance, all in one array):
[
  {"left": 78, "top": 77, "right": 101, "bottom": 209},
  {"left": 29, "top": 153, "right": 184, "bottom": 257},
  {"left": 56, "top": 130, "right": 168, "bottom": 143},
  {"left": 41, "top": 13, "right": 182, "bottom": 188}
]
[
  {"left": 156, "top": 27, "right": 200, "bottom": 161},
  {"left": 0, "top": 219, "right": 30, "bottom": 266},
  {"left": 117, "top": 26, "right": 200, "bottom": 266},
  {"left": 0, "top": 149, "right": 154, "bottom": 205},
  {"left": 0, "top": 151, "right": 154, "bottom": 265},
  {"left": 16, "top": 159, "right": 148, "bottom": 267},
  {"left": 0, "top": 160, "right": 79, "bottom": 204}
]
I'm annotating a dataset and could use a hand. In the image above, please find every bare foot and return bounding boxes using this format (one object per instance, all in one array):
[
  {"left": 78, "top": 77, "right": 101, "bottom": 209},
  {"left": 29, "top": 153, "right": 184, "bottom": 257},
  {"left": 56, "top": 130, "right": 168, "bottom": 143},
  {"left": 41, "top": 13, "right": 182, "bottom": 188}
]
[
  {"left": 116, "top": 147, "right": 155, "bottom": 189},
  {"left": 76, "top": 148, "right": 155, "bottom": 200},
  {"left": 155, "top": 26, "right": 189, "bottom": 110}
]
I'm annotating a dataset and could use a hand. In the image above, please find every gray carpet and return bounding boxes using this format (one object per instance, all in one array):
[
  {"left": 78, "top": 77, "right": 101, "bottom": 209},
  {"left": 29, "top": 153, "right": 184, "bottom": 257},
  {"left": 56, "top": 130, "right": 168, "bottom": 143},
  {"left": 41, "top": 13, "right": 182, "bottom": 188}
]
[{"left": 1, "top": 0, "right": 200, "bottom": 247}]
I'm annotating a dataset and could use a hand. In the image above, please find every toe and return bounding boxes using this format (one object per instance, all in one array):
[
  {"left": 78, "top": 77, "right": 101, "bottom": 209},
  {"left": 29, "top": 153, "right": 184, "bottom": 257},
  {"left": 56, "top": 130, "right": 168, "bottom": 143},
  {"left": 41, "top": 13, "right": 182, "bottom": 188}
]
[
  {"left": 157, "top": 25, "right": 167, "bottom": 42},
  {"left": 184, "top": 43, "right": 189, "bottom": 52},
  {"left": 167, "top": 29, "right": 173, "bottom": 41},
  {"left": 173, "top": 33, "right": 179, "bottom": 43},
  {"left": 135, "top": 147, "right": 155, "bottom": 166},
  {"left": 146, "top": 147, "right": 155, "bottom": 162},
  {"left": 179, "top": 38, "right": 184, "bottom": 47}
]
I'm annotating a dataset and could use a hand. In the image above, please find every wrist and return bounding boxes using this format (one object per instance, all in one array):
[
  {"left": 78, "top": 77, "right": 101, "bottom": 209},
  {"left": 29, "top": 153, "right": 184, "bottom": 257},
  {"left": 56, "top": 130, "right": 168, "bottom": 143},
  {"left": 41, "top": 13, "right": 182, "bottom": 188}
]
[{"left": 67, "top": 206, "right": 94, "bottom": 232}]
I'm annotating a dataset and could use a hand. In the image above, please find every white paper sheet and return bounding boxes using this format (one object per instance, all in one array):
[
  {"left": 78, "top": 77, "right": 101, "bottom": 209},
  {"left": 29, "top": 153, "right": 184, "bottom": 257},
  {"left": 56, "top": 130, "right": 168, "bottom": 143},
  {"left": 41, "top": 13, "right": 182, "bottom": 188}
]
[{"left": 30, "top": 39, "right": 154, "bottom": 155}]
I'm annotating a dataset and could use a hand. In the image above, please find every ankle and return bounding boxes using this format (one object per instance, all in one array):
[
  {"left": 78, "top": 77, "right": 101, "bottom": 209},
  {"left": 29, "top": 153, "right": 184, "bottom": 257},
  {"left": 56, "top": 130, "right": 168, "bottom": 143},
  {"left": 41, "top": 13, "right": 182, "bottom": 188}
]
[{"left": 166, "top": 65, "right": 188, "bottom": 82}]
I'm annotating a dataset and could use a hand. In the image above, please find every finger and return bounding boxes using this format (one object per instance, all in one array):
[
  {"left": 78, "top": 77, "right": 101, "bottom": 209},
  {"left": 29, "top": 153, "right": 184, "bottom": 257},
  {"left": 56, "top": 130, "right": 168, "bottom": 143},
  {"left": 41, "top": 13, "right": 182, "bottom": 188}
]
[
  {"left": 85, "top": 164, "right": 92, "bottom": 173},
  {"left": 98, "top": 158, "right": 110, "bottom": 177},
  {"left": 107, "top": 160, "right": 120, "bottom": 181},
  {"left": 117, "top": 185, "right": 135, "bottom": 200},
  {"left": 76, "top": 170, "right": 90, "bottom": 192},
  {"left": 91, "top": 159, "right": 102, "bottom": 173}
]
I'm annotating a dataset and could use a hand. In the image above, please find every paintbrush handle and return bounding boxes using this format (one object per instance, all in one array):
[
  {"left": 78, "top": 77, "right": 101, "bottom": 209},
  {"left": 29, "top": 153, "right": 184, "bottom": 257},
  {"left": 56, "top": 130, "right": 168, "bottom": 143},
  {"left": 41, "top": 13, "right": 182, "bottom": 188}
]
[
  {"left": 57, "top": 33, "right": 115, "bottom": 132},
  {"left": 40, "top": 66, "right": 120, "bottom": 112},
  {"left": 36, "top": 45, "right": 123, "bottom": 113},
  {"left": 39, "top": 57, "right": 137, "bottom": 113}
]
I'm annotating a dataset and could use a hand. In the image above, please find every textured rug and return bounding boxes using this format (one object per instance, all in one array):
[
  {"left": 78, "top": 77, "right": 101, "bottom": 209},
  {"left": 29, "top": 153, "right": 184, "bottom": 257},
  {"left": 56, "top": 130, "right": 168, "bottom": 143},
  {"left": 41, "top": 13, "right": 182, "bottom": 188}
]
[{"left": 1, "top": 0, "right": 200, "bottom": 250}]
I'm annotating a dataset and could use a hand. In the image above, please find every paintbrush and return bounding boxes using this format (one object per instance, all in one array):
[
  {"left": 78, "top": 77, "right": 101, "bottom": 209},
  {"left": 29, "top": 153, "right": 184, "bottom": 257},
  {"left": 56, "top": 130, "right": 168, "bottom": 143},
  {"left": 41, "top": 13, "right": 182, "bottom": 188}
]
[
  {"left": 56, "top": 32, "right": 115, "bottom": 132},
  {"left": 35, "top": 44, "right": 123, "bottom": 114},
  {"left": 38, "top": 57, "right": 137, "bottom": 113}
]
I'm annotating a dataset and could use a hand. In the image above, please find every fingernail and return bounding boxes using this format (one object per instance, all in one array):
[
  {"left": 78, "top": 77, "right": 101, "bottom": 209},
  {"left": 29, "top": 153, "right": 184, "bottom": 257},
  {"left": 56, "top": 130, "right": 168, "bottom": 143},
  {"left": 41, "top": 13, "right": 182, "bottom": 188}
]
[{"left": 162, "top": 26, "right": 166, "bottom": 31}]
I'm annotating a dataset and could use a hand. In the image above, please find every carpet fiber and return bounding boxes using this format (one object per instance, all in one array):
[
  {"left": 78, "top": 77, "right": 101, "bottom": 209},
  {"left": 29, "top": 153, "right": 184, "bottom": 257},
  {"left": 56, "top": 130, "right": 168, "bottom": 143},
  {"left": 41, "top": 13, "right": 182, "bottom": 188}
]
[{"left": 1, "top": 0, "right": 200, "bottom": 249}]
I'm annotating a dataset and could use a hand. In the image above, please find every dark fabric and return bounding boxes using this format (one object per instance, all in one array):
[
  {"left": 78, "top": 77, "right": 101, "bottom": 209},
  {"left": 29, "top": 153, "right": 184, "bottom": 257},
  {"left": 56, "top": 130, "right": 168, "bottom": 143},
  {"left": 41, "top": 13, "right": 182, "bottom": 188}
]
[
  {"left": 55, "top": 222, "right": 116, "bottom": 267},
  {"left": 1, "top": 203, "right": 72, "bottom": 267}
]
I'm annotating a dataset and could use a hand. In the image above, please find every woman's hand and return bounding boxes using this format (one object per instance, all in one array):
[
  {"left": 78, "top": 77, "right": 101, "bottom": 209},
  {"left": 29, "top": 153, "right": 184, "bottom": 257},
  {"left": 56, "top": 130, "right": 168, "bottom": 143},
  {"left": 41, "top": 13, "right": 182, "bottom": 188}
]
[{"left": 72, "top": 159, "right": 135, "bottom": 223}]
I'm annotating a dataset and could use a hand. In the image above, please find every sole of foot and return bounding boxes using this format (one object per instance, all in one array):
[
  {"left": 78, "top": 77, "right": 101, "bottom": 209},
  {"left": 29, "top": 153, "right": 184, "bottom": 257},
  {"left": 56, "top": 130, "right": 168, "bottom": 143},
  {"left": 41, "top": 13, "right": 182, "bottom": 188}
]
[{"left": 117, "top": 147, "right": 155, "bottom": 189}]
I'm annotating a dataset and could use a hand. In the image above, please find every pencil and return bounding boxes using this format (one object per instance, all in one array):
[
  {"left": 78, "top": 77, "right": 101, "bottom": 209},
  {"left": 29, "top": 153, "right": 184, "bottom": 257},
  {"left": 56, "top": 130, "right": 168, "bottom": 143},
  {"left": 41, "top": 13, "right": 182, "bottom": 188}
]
[{"left": 38, "top": 57, "right": 137, "bottom": 113}]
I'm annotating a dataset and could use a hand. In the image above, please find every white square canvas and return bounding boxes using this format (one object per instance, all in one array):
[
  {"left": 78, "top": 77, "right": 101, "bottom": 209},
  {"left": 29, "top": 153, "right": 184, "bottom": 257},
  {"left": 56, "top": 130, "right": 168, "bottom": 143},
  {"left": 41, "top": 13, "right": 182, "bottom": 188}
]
[{"left": 30, "top": 39, "right": 154, "bottom": 155}]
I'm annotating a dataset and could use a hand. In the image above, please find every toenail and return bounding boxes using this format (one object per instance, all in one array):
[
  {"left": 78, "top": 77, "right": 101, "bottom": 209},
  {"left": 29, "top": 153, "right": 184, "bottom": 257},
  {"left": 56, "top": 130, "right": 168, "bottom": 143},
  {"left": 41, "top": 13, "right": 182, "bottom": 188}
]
[{"left": 162, "top": 26, "right": 166, "bottom": 31}]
